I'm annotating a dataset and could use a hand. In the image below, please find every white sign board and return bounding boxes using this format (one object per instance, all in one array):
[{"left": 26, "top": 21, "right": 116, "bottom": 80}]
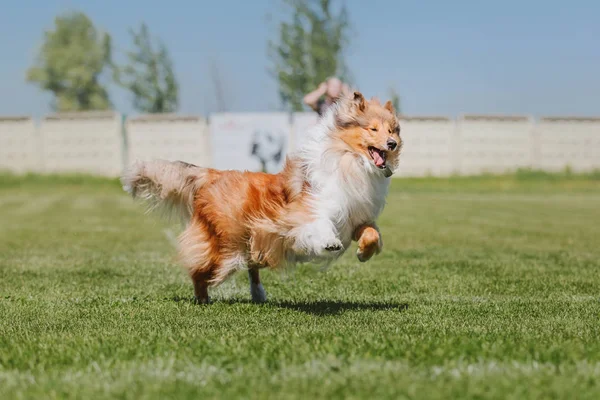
[
  {"left": 291, "top": 112, "right": 320, "bottom": 151},
  {"left": 210, "top": 113, "right": 291, "bottom": 173}
]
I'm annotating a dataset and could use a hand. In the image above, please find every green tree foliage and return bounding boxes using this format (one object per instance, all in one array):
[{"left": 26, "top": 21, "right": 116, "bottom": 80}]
[
  {"left": 270, "top": 0, "right": 351, "bottom": 111},
  {"left": 113, "top": 23, "right": 179, "bottom": 113},
  {"left": 388, "top": 87, "right": 401, "bottom": 115},
  {"left": 26, "top": 12, "right": 112, "bottom": 112}
]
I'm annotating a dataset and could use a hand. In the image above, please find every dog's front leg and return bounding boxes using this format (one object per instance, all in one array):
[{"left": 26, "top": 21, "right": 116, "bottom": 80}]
[{"left": 354, "top": 222, "right": 383, "bottom": 262}]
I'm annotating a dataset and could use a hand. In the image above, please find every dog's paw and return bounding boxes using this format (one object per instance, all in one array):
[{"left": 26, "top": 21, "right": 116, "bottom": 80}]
[
  {"left": 324, "top": 239, "right": 343, "bottom": 252},
  {"left": 356, "top": 248, "right": 374, "bottom": 262},
  {"left": 356, "top": 248, "right": 368, "bottom": 262},
  {"left": 194, "top": 296, "right": 212, "bottom": 305},
  {"left": 356, "top": 226, "right": 382, "bottom": 262},
  {"left": 250, "top": 282, "right": 267, "bottom": 303},
  {"left": 356, "top": 241, "right": 382, "bottom": 263}
]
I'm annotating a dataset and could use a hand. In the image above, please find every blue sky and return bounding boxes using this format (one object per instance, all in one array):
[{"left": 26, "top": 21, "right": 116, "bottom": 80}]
[{"left": 0, "top": 0, "right": 598, "bottom": 117}]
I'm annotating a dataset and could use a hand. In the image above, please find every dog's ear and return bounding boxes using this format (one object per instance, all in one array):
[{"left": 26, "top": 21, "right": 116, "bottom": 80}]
[
  {"left": 384, "top": 100, "right": 395, "bottom": 115},
  {"left": 352, "top": 91, "right": 366, "bottom": 112}
]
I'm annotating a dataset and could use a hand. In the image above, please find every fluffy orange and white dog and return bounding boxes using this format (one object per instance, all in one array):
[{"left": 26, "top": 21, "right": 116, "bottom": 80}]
[{"left": 122, "top": 91, "right": 402, "bottom": 303}]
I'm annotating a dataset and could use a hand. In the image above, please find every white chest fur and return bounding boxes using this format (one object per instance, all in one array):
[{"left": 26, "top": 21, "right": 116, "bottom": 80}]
[
  {"left": 315, "top": 171, "right": 389, "bottom": 246},
  {"left": 292, "top": 114, "right": 391, "bottom": 259}
]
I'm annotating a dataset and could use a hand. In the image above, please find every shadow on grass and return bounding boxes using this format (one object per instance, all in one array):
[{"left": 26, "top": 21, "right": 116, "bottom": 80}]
[
  {"left": 171, "top": 296, "right": 408, "bottom": 315},
  {"left": 272, "top": 300, "right": 408, "bottom": 316}
]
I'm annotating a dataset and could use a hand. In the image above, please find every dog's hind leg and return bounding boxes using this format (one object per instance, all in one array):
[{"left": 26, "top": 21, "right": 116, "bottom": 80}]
[
  {"left": 179, "top": 222, "right": 215, "bottom": 304},
  {"left": 191, "top": 270, "right": 211, "bottom": 304},
  {"left": 248, "top": 267, "right": 267, "bottom": 303}
]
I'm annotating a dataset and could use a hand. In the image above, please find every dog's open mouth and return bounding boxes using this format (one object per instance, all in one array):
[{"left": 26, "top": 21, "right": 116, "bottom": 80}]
[{"left": 368, "top": 146, "right": 387, "bottom": 169}]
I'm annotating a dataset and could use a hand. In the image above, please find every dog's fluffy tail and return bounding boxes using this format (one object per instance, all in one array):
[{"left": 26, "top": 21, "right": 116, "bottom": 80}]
[{"left": 121, "top": 160, "right": 207, "bottom": 222}]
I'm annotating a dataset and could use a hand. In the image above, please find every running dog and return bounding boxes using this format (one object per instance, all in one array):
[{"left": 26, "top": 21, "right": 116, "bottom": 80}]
[{"left": 122, "top": 91, "right": 402, "bottom": 303}]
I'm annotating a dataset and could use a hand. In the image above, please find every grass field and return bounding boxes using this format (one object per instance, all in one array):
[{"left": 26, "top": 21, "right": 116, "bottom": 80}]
[{"left": 1, "top": 171, "right": 600, "bottom": 399}]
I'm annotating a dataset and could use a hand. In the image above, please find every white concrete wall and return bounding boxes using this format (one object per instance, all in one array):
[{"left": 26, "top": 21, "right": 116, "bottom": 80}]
[
  {"left": 210, "top": 112, "right": 291, "bottom": 173},
  {"left": 456, "top": 115, "right": 534, "bottom": 175},
  {"left": 0, "top": 116, "right": 39, "bottom": 173},
  {"left": 126, "top": 114, "right": 211, "bottom": 168},
  {"left": 536, "top": 117, "right": 600, "bottom": 172},
  {"left": 39, "top": 112, "right": 123, "bottom": 176},
  {"left": 395, "top": 116, "right": 456, "bottom": 177},
  {"left": 3, "top": 111, "right": 600, "bottom": 177}
]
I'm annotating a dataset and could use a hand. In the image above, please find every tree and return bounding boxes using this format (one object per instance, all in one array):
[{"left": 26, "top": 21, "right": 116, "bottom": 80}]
[
  {"left": 270, "top": 0, "right": 351, "bottom": 111},
  {"left": 27, "top": 11, "right": 112, "bottom": 112},
  {"left": 209, "top": 59, "right": 229, "bottom": 112},
  {"left": 113, "top": 23, "right": 178, "bottom": 113},
  {"left": 388, "top": 87, "right": 401, "bottom": 115}
]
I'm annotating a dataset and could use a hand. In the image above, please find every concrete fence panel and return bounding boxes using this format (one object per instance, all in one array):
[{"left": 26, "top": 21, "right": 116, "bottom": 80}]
[
  {"left": 210, "top": 112, "right": 291, "bottom": 173},
  {"left": 395, "top": 116, "right": 455, "bottom": 177},
  {"left": 0, "top": 116, "right": 39, "bottom": 173},
  {"left": 39, "top": 112, "right": 123, "bottom": 176},
  {"left": 126, "top": 114, "right": 211, "bottom": 168},
  {"left": 536, "top": 117, "right": 600, "bottom": 172},
  {"left": 3, "top": 111, "right": 599, "bottom": 177},
  {"left": 457, "top": 115, "right": 534, "bottom": 175}
]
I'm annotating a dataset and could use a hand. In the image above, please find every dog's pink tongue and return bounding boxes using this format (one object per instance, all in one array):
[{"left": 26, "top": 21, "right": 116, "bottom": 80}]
[{"left": 373, "top": 151, "right": 385, "bottom": 167}]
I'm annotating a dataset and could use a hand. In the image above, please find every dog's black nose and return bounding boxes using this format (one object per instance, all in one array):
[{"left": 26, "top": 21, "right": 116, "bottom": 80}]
[{"left": 386, "top": 138, "right": 397, "bottom": 151}]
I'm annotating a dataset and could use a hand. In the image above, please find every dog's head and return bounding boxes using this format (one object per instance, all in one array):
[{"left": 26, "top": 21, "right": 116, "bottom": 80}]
[{"left": 332, "top": 91, "right": 402, "bottom": 178}]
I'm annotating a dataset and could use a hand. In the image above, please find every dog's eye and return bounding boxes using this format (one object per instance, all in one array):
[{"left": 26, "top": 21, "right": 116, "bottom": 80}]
[{"left": 370, "top": 127, "right": 377, "bottom": 132}]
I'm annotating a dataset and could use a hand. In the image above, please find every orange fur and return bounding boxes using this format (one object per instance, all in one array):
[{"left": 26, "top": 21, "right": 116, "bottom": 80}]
[{"left": 176, "top": 161, "right": 315, "bottom": 301}]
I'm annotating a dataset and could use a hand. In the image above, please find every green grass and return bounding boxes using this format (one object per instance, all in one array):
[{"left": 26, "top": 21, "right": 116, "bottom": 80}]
[{"left": 1, "top": 172, "right": 599, "bottom": 399}]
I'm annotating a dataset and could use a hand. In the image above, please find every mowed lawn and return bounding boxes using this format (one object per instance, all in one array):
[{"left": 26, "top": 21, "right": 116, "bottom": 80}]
[{"left": 1, "top": 172, "right": 599, "bottom": 399}]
